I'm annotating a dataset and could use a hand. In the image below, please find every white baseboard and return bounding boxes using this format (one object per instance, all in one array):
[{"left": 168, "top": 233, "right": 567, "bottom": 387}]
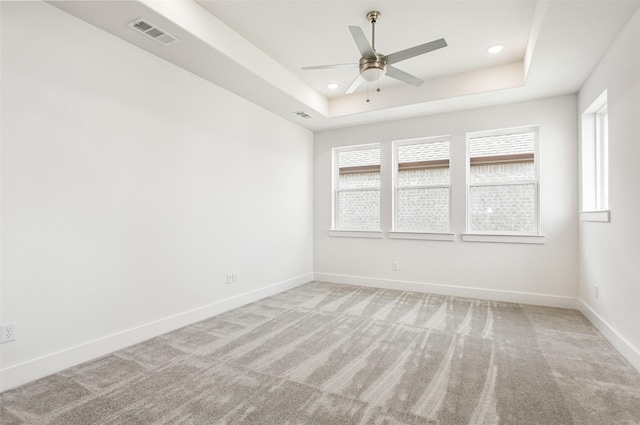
[
  {"left": 313, "top": 272, "right": 578, "bottom": 309},
  {"left": 0, "top": 273, "right": 312, "bottom": 392},
  {"left": 578, "top": 299, "right": 640, "bottom": 374}
]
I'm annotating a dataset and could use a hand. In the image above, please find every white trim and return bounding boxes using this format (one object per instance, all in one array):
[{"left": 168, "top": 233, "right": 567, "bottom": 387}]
[
  {"left": 580, "top": 210, "right": 610, "bottom": 222},
  {"left": 388, "top": 231, "right": 455, "bottom": 241},
  {"left": 328, "top": 230, "right": 383, "bottom": 238},
  {"left": 461, "top": 233, "right": 545, "bottom": 244},
  {"left": 0, "top": 273, "right": 312, "bottom": 392},
  {"left": 393, "top": 135, "right": 452, "bottom": 147},
  {"left": 578, "top": 299, "right": 640, "bottom": 374},
  {"left": 313, "top": 272, "right": 576, "bottom": 309},
  {"left": 466, "top": 125, "right": 541, "bottom": 139},
  {"left": 333, "top": 143, "right": 381, "bottom": 154}
]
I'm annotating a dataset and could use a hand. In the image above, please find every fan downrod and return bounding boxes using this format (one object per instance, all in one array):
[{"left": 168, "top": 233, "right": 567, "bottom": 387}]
[{"left": 366, "top": 11, "right": 381, "bottom": 52}]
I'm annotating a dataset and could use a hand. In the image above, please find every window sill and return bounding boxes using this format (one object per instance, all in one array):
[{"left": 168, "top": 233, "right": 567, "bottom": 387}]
[
  {"left": 580, "top": 210, "right": 610, "bottom": 222},
  {"left": 461, "top": 233, "right": 545, "bottom": 244},
  {"left": 389, "top": 231, "right": 455, "bottom": 241},
  {"left": 329, "top": 230, "right": 383, "bottom": 239}
]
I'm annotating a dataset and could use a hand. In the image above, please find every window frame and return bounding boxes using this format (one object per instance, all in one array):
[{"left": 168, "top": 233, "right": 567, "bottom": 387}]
[
  {"left": 389, "top": 136, "right": 455, "bottom": 241},
  {"left": 595, "top": 104, "right": 609, "bottom": 211},
  {"left": 330, "top": 143, "right": 383, "bottom": 237},
  {"left": 463, "top": 125, "right": 543, "bottom": 242},
  {"left": 580, "top": 90, "right": 610, "bottom": 222}
]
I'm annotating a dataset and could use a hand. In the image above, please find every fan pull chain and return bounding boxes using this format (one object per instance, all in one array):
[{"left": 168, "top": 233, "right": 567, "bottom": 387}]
[{"left": 365, "top": 79, "right": 380, "bottom": 102}]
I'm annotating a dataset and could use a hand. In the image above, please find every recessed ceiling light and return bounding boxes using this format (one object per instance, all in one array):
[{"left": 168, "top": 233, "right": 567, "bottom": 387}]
[
  {"left": 327, "top": 83, "right": 339, "bottom": 90},
  {"left": 487, "top": 44, "right": 504, "bottom": 54}
]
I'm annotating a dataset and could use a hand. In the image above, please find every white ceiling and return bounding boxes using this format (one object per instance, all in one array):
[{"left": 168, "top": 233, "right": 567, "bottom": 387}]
[
  {"left": 198, "top": 1, "right": 535, "bottom": 98},
  {"left": 50, "top": 0, "right": 640, "bottom": 131}
]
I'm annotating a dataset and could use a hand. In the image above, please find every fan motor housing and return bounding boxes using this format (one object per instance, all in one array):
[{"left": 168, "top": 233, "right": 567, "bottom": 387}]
[{"left": 359, "top": 54, "right": 388, "bottom": 81}]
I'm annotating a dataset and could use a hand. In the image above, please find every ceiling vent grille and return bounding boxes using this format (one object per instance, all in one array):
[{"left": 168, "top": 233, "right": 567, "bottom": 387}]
[
  {"left": 295, "top": 111, "right": 312, "bottom": 119},
  {"left": 128, "top": 18, "right": 179, "bottom": 45}
]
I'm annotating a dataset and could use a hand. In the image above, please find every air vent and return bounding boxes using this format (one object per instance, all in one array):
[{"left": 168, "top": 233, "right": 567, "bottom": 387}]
[
  {"left": 128, "top": 18, "right": 179, "bottom": 45},
  {"left": 295, "top": 111, "right": 312, "bottom": 119}
]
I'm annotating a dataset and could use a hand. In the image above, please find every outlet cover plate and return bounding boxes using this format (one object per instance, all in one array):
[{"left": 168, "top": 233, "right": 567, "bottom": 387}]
[{"left": 1, "top": 323, "right": 16, "bottom": 343}]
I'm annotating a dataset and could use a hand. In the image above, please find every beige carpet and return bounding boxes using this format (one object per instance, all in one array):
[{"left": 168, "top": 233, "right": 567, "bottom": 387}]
[{"left": 2, "top": 281, "right": 640, "bottom": 424}]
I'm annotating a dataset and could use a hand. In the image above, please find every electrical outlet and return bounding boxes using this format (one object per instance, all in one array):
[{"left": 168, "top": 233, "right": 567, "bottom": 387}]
[
  {"left": 226, "top": 273, "right": 233, "bottom": 284},
  {"left": 1, "top": 323, "right": 16, "bottom": 343},
  {"left": 392, "top": 262, "right": 398, "bottom": 271},
  {"left": 232, "top": 272, "right": 238, "bottom": 283}
]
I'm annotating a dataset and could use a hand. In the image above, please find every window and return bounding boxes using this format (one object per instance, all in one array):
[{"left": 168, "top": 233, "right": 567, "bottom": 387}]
[
  {"left": 393, "top": 137, "right": 451, "bottom": 233},
  {"left": 466, "top": 127, "right": 539, "bottom": 235},
  {"left": 581, "top": 90, "right": 609, "bottom": 221},
  {"left": 332, "top": 144, "right": 381, "bottom": 232},
  {"left": 595, "top": 106, "right": 609, "bottom": 210}
]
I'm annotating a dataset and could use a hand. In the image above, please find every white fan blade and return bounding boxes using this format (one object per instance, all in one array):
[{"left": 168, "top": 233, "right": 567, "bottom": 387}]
[
  {"left": 345, "top": 74, "right": 363, "bottom": 94},
  {"left": 385, "top": 38, "right": 447, "bottom": 65},
  {"left": 302, "top": 63, "right": 358, "bottom": 70},
  {"left": 386, "top": 66, "right": 424, "bottom": 87},
  {"left": 348, "top": 26, "right": 376, "bottom": 59}
]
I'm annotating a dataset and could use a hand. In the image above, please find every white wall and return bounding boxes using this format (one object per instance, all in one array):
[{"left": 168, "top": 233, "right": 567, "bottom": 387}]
[
  {"left": 577, "top": 8, "right": 640, "bottom": 372},
  {"left": 0, "top": 2, "right": 313, "bottom": 391},
  {"left": 314, "top": 95, "right": 578, "bottom": 306}
]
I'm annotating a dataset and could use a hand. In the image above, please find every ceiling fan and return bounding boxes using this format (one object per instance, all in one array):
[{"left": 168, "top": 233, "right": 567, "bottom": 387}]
[{"left": 302, "top": 11, "right": 447, "bottom": 95}]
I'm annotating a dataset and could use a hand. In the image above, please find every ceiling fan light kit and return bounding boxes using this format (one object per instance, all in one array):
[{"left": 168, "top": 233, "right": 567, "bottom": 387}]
[
  {"left": 302, "top": 10, "right": 447, "bottom": 99},
  {"left": 360, "top": 55, "right": 387, "bottom": 82}
]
